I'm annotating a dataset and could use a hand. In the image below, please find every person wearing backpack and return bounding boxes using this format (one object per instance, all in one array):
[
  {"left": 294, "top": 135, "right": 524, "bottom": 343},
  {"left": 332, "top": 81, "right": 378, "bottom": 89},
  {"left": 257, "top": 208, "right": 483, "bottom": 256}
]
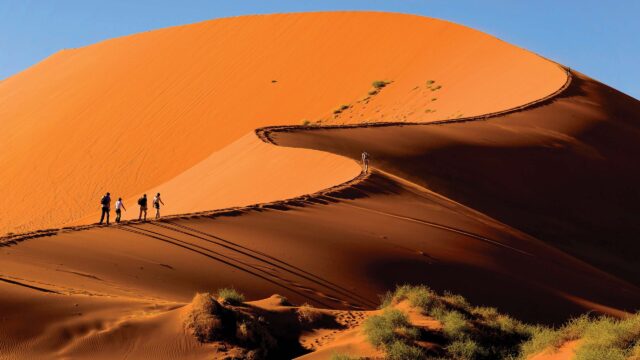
[
  {"left": 361, "top": 151, "right": 370, "bottom": 173},
  {"left": 153, "top": 193, "right": 165, "bottom": 219},
  {"left": 138, "top": 194, "right": 148, "bottom": 221},
  {"left": 114, "top": 197, "right": 126, "bottom": 223},
  {"left": 99, "top": 192, "right": 111, "bottom": 225}
]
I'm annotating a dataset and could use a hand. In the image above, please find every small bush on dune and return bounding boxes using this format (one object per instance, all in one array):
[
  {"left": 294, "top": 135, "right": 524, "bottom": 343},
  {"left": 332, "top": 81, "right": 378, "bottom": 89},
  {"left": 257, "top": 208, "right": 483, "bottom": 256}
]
[
  {"left": 301, "top": 119, "right": 311, "bottom": 126},
  {"left": 426, "top": 80, "right": 435, "bottom": 86},
  {"left": 440, "top": 310, "right": 470, "bottom": 340},
  {"left": 368, "top": 89, "right": 379, "bottom": 96},
  {"left": 575, "top": 314, "right": 640, "bottom": 360},
  {"left": 386, "top": 340, "right": 424, "bottom": 360},
  {"left": 381, "top": 284, "right": 438, "bottom": 312},
  {"left": 333, "top": 104, "right": 350, "bottom": 115},
  {"left": 216, "top": 287, "right": 245, "bottom": 305},
  {"left": 372, "top": 80, "right": 389, "bottom": 89},
  {"left": 364, "top": 308, "right": 418, "bottom": 348},
  {"left": 297, "top": 303, "right": 323, "bottom": 326},
  {"left": 447, "top": 339, "right": 484, "bottom": 360}
]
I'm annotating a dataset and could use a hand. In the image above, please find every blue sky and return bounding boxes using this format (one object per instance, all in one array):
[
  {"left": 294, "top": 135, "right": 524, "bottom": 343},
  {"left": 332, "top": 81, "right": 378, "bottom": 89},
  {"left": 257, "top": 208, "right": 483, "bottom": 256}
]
[{"left": 1, "top": 0, "right": 638, "bottom": 98}]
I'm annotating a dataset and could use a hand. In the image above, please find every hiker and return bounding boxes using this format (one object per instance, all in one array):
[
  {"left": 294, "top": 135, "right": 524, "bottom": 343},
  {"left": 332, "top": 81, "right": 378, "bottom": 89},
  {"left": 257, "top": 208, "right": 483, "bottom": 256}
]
[
  {"left": 361, "top": 151, "right": 370, "bottom": 173},
  {"left": 153, "top": 193, "right": 165, "bottom": 219},
  {"left": 99, "top": 192, "right": 111, "bottom": 225},
  {"left": 138, "top": 194, "right": 148, "bottom": 221},
  {"left": 114, "top": 197, "right": 126, "bottom": 223}
]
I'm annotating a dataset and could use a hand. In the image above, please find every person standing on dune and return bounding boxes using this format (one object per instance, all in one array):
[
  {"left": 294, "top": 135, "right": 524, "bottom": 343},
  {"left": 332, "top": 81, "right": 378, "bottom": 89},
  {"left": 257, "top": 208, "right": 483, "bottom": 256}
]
[
  {"left": 361, "top": 151, "right": 370, "bottom": 173},
  {"left": 153, "top": 193, "right": 165, "bottom": 219},
  {"left": 138, "top": 194, "right": 148, "bottom": 221},
  {"left": 114, "top": 197, "right": 126, "bottom": 223},
  {"left": 99, "top": 192, "right": 111, "bottom": 225}
]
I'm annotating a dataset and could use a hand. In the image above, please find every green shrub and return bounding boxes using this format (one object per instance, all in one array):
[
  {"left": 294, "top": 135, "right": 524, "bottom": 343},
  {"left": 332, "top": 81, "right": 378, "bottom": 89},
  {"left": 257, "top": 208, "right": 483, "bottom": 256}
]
[
  {"left": 447, "top": 339, "right": 484, "bottom": 360},
  {"left": 441, "top": 310, "right": 470, "bottom": 340},
  {"left": 364, "top": 308, "right": 416, "bottom": 348},
  {"left": 386, "top": 340, "right": 424, "bottom": 360},
  {"left": 372, "top": 80, "right": 389, "bottom": 89},
  {"left": 216, "top": 287, "right": 245, "bottom": 305},
  {"left": 333, "top": 104, "right": 350, "bottom": 114},
  {"left": 519, "top": 326, "right": 562, "bottom": 359},
  {"left": 442, "top": 291, "right": 471, "bottom": 311},
  {"left": 575, "top": 314, "right": 640, "bottom": 360}
]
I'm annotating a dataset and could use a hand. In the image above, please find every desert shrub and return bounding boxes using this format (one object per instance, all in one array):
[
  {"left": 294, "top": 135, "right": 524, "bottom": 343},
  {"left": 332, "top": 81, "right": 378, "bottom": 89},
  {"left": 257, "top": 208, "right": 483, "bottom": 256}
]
[
  {"left": 216, "top": 287, "right": 245, "bottom": 305},
  {"left": 574, "top": 314, "right": 640, "bottom": 360},
  {"left": 447, "top": 339, "right": 484, "bottom": 360},
  {"left": 440, "top": 310, "right": 470, "bottom": 340},
  {"left": 442, "top": 291, "right": 471, "bottom": 312},
  {"left": 364, "top": 308, "right": 416, "bottom": 348},
  {"left": 368, "top": 89, "right": 379, "bottom": 95},
  {"left": 301, "top": 119, "right": 311, "bottom": 126},
  {"left": 372, "top": 80, "right": 389, "bottom": 89},
  {"left": 389, "top": 284, "right": 439, "bottom": 313},
  {"left": 297, "top": 303, "right": 323, "bottom": 325},
  {"left": 333, "top": 104, "right": 350, "bottom": 114},
  {"left": 518, "top": 326, "right": 562, "bottom": 359},
  {"left": 386, "top": 340, "right": 424, "bottom": 360},
  {"left": 426, "top": 80, "right": 435, "bottom": 86},
  {"left": 431, "top": 97, "right": 437, "bottom": 101},
  {"left": 184, "top": 293, "right": 224, "bottom": 342}
]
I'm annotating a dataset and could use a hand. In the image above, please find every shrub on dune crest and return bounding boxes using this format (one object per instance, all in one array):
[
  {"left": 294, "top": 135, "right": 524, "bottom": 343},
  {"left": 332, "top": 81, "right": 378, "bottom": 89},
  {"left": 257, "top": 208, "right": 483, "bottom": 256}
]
[
  {"left": 386, "top": 340, "right": 424, "bottom": 360},
  {"left": 364, "top": 308, "right": 418, "bottom": 348},
  {"left": 216, "top": 287, "right": 245, "bottom": 305},
  {"left": 372, "top": 80, "right": 389, "bottom": 89},
  {"left": 297, "top": 303, "right": 323, "bottom": 326}
]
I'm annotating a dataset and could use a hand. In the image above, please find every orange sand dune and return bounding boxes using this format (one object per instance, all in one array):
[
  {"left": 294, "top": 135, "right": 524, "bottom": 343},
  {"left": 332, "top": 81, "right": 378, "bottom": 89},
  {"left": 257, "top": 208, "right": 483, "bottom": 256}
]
[
  {"left": 1, "top": 10, "right": 638, "bottom": 360},
  {"left": 0, "top": 11, "right": 565, "bottom": 234}
]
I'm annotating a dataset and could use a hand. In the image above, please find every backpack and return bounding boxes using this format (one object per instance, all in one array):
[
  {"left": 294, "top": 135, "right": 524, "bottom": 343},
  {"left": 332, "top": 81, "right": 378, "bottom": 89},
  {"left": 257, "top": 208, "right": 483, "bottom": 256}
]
[
  {"left": 138, "top": 197, "right": 144, "bottom": 206},
  {"left": 101, "top": 196, "right": 109, "bottom": 206}
]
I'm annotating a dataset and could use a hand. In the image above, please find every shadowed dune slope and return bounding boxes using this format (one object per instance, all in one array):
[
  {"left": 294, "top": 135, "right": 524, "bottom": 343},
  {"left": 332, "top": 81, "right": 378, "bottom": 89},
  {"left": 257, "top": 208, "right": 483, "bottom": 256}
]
[
  {"left": 0, "top": 11, "right": 565, "bottom": 233},
  {"left": 269, "top": 71, "right": 640, "bottom": 287}
]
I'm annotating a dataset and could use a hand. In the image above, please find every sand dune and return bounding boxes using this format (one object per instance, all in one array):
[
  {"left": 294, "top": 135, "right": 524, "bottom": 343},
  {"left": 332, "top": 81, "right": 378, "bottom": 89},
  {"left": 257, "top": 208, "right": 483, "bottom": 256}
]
[
  {"left": 0, "top": 11, "right": 564, "bottom": 234},
  {"left": 0, "top": 10, "right": 638, "bottom": 360}
]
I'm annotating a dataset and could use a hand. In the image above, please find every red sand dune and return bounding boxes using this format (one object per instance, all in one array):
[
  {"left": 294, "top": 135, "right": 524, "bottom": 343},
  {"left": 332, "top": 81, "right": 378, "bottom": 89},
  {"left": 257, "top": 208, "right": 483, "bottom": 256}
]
[
  {"left": 0, "top": 11, "right": 638, "bottom": 360},
  {"left": 0, "top": 11, "right": 564, "bottom": 234}
]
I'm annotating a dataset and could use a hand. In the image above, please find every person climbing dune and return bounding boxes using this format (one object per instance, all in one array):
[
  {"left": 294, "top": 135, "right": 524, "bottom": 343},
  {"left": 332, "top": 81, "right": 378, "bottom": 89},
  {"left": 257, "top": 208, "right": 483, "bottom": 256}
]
[
  {"left": 114, "top": 197, "right": 126, "bottom": 223},
  {"left": 361, "top": 151, "right": 370, "bottom": 173},
  {"left": 138, "top": 194, "right": 148, "bottom": 221},
  {"left": 99, "top": 192, "right": 111, "bottom": 225},
  {"left": 153, "top": 192, "right": 165, "bottom": 219}
]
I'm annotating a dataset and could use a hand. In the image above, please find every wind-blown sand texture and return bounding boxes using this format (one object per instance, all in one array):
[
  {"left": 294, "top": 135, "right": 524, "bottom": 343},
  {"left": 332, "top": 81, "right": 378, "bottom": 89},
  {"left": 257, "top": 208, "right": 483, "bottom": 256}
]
[{"left": 0, "top": 11, "right": 638, "bottom": 360}]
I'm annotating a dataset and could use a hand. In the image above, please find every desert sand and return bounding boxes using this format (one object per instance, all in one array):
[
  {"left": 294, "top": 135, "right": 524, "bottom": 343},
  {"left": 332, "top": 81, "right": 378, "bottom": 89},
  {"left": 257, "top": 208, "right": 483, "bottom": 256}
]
[{"left": 0, "top": 11, "right": 638, "bottom": 360}]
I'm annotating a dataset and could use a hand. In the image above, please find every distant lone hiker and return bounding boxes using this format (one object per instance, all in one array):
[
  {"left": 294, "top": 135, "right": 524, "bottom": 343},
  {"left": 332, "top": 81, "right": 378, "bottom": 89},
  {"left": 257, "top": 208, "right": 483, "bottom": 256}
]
[
  {"left": 361, "top": 151, "right": 370, "bottom": 173},
  {"left": 115, "top": 197, "right": 126, "bottom": 223},
  {"left": 99, "top": 192, "right": 111, "bottom": 225},
  {"left": 153, "top": 193, "right": 165, "bottom": 219},
  {"left": 138, "top": 194, "right": 148, "bottom": 221}
]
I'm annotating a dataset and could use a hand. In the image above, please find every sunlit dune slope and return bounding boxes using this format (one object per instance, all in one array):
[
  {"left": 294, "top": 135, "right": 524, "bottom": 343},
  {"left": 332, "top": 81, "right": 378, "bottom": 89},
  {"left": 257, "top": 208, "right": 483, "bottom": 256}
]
[{"left": 0, "top": 11, "right": 565, "bottom": 233}]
